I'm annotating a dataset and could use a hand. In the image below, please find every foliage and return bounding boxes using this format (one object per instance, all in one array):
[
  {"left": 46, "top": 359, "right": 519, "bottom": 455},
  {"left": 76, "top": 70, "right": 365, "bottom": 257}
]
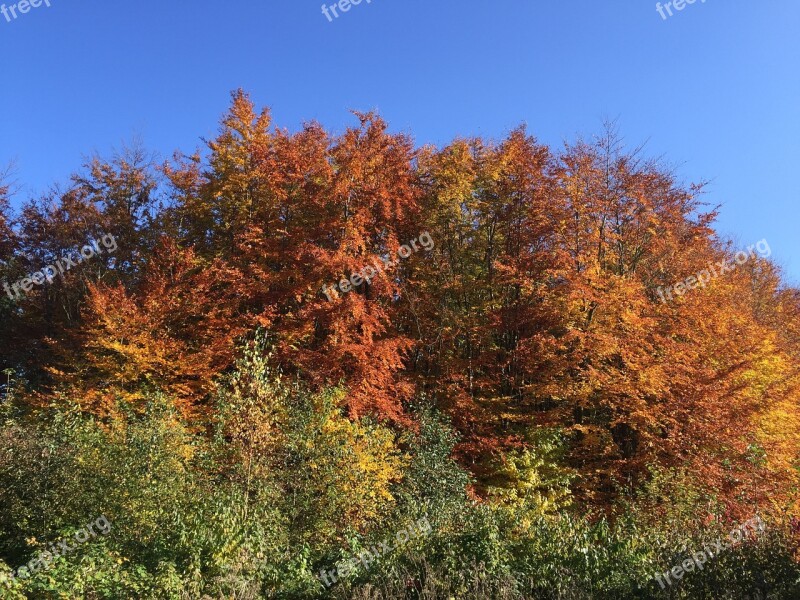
[
  {"left": 0, "top": 377, "right": 798, "bottom": 598},
  {"left": 487, "top": 428, "right": 576, "bottom": 521},
  {"left": 2, "top": 94, "right": 800, "bottom": 597}
]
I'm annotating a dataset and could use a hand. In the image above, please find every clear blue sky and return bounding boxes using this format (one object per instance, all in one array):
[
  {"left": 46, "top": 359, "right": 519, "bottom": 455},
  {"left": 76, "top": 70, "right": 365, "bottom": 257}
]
[{"left": 1, "top": 1, "right": 798, "bottom": 282}]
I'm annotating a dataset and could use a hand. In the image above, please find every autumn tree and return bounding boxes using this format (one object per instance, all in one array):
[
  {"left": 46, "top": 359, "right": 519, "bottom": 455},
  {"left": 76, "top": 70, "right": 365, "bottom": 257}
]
[{"left": 5, "top": 93, "right": 799, "bottom": 516}]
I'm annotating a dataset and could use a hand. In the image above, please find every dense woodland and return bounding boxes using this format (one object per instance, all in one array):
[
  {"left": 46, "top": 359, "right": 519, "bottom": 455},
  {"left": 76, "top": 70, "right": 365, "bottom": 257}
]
[{"left": 1, "top": 91, "right": 799, "bottom": 599}]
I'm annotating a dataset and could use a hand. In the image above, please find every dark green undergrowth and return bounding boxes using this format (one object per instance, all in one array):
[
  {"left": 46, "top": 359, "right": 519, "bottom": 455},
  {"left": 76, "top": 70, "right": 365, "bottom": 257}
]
[{"left": 0, "top": 363, "right": 798, "bottom": 599}]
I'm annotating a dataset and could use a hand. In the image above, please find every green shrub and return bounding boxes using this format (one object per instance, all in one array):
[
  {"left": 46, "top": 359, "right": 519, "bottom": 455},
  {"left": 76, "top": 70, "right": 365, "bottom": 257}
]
[{"left": 1, "top": 363, "right": 799, "bottom": 599}]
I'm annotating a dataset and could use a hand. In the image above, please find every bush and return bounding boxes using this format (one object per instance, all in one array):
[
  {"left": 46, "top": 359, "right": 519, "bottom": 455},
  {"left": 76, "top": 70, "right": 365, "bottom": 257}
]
[{"left": 1, "top": 358, "right": 799, "bottom": 599}]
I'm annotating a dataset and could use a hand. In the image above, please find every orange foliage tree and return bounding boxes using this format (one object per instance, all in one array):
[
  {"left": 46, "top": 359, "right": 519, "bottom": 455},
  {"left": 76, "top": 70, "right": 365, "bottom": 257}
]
[{"left": 3, "top": 93, "right": 799, "bottom": 514}]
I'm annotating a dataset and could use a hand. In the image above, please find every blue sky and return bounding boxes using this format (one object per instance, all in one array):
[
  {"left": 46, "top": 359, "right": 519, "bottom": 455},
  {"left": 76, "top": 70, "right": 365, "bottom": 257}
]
[{"left": 1, "top": 1, "right": 798, "bottom": 282}]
